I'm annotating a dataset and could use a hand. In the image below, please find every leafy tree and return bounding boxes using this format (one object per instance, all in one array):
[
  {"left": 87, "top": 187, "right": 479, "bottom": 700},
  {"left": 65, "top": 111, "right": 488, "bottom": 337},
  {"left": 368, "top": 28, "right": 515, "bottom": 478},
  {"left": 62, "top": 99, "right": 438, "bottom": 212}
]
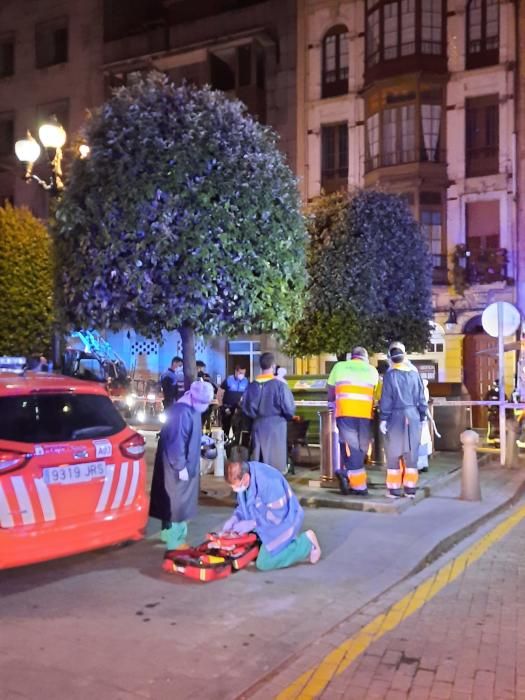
[
  {"left": 286, "top": 189, "right": 433, "bottom": 357},
  {"left": 0, "top": 202, "right": 54, "bottom": 356},
  {"left": 55, "top": 72, "right": 305, "bottom": 384}
]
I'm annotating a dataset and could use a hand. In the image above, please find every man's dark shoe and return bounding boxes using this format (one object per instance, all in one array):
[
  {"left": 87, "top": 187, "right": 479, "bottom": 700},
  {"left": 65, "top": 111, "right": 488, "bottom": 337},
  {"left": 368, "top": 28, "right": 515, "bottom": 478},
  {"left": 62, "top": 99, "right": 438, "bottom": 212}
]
[
  {"left": 349, "top": 489, "right": 368, "bottom": 496},
  {"left": 336, "top": 471, "right": 350, "bottom": 495}
]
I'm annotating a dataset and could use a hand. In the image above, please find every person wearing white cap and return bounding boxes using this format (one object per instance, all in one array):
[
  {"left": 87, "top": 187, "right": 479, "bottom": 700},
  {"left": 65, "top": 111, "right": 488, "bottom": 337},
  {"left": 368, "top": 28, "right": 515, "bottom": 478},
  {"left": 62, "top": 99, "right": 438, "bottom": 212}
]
[
  {"left": 149, "top": 379, "right": 215, "bottom": 550},
  {"left": 379, "top": 342, "right": 428, "bottom": 498}
]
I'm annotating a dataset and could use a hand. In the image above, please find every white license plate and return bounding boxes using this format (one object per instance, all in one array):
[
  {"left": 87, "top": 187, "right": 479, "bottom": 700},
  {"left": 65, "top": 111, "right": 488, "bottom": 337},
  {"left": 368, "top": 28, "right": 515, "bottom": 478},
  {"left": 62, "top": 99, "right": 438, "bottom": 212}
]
[{"left": 43, "top": 462, "right": 107, "bottom": 485}]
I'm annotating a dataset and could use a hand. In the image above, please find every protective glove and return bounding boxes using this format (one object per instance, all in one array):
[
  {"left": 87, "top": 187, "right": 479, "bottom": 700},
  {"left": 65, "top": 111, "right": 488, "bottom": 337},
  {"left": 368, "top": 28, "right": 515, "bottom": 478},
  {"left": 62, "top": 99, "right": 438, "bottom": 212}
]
[
  {"left": 220, "top": 514, "right": 239, "bottom": 533},
  {"left": 179, "top": 467, "right": 189, "bottom": 481},
  {"left": 379, "top": 420, "right": 388, "bottom": 435},
  {"left": 233, "top": 519, "right": 257, "bottom": 535}
]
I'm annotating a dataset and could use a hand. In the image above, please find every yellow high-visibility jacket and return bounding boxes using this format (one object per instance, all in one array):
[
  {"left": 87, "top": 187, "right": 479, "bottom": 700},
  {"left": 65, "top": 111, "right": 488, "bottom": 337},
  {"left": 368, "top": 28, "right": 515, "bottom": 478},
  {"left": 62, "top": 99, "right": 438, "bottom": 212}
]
[{"left": 327, "top": 359, "right": 380, "bottom": 420}]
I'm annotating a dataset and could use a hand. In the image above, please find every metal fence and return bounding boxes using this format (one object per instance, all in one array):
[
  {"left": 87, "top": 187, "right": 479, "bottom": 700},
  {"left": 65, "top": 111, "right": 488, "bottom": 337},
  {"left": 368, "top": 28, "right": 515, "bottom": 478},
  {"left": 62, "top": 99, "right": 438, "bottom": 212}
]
[{"left": 295, "top": 398, "right": 525, "bottom": 476}]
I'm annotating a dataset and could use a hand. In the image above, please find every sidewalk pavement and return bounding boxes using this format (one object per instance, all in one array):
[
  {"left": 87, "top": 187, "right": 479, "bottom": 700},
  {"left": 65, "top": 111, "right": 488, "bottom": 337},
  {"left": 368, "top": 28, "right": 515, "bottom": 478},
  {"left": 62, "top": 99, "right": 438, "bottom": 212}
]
[
  {"left": 2, "top": 452, "right": 524, "bottom": 700},
  {"left": 236, "top": 459, "right": 525, "bottom": 700},
  {"left": 199, "top": 452, "right": 479, "bottom": 514},
  {"left": 246, "top": 494, "right": 525, "bottom": 700}
]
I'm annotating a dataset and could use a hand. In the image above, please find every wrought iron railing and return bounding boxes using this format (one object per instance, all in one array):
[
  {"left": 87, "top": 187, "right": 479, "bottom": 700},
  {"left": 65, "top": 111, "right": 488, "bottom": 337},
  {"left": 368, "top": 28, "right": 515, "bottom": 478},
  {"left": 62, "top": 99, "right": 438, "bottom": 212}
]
[{"left": 454, "top": 246, "right": 508, "bottom": 287}]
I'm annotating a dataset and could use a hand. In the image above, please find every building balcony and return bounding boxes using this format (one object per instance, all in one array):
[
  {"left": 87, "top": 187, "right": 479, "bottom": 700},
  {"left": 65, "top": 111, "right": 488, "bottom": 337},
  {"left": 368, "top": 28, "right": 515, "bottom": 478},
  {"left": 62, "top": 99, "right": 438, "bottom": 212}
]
[
  {"left": 454, "top": 246, "right": 509, "bottom": 288},
  {"left": 465, "top": 146, "right": 499, "bottom": 178},
  {"left": 432, "top": 254, "right": 449, "bottom": 286},
  {"left": 321, "top": 168, "right": 349, "bottom": 194},
  {"left": 465, "top": 248, "right": 508, "bottom": 285}
]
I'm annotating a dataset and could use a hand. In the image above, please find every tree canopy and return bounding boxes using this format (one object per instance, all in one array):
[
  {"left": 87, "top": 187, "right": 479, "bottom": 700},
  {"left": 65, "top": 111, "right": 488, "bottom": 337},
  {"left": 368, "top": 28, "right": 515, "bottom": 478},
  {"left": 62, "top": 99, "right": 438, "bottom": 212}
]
[
  {"left": 55, "top": 72, "right": 306, "bottom": 378},
  {"left": 285, "top": 189, "right": 433, "bottom": 357},
  {"left": 0, "top": 202, "right": 54, "bottom": 357}
]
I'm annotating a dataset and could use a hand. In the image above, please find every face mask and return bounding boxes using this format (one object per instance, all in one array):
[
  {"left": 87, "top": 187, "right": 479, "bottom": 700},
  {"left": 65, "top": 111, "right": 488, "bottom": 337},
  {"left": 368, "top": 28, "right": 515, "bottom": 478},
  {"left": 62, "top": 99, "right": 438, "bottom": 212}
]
[{"left": 232, "top": 483, "right": 248, "bottom": 494}]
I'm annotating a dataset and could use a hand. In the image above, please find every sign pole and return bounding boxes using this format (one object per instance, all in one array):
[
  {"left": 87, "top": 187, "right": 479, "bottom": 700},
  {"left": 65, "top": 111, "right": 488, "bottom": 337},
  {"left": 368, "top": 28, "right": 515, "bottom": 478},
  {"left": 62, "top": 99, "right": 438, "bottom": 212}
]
[
  {"left": 498, "top": 302, "right": 506, "bottom": 467},
  {"left": 519, "top": 321, "right": 525, "bottom": 401}
]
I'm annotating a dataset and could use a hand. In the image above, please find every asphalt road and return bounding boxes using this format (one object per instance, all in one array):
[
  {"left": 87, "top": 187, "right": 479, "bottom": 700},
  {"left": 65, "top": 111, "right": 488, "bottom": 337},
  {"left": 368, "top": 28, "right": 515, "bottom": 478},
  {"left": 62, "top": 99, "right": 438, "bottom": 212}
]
[{"left": 2, "top": 435, "right": 524, "bottom": 700}]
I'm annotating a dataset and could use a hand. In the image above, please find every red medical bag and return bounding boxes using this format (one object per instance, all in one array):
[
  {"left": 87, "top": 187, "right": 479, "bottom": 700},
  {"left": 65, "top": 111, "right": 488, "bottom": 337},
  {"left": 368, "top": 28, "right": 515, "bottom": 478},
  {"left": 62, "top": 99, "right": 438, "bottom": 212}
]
[{"left": 162, "top": 532, "right": 259, "bottom": 582}]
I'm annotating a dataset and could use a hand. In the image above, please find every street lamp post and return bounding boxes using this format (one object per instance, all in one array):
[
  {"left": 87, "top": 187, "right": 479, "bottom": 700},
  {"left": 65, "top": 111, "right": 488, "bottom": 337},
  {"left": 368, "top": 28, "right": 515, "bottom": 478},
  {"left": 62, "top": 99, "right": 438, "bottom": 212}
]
[
  {"left": 15, "top": 115, "right": 67, "bottom": 195},
  {"left": 14, "top": 115, "right": 67, "bottom": 367}
]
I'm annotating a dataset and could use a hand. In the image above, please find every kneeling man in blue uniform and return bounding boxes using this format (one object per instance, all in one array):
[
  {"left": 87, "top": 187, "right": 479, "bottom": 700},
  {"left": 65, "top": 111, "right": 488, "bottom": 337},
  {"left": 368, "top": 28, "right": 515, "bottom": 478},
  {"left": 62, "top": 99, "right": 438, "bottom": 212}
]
[{"left": 220, "top": 457, "right": 321, "bottom": 571}]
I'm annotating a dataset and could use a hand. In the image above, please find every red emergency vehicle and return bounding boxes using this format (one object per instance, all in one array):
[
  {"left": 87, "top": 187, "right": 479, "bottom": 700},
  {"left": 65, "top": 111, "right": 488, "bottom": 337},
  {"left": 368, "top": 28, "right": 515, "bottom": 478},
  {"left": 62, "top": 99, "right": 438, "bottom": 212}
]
[{"left": 0, "top": 363, "right": 148, "bottom": 569}]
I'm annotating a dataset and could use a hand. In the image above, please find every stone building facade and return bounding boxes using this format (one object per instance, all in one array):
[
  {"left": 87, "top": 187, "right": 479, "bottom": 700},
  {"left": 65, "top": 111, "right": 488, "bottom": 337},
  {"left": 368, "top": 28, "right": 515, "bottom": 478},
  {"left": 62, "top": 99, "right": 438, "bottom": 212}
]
[
  {"left": 0, "top": 0, "right": 298, "bottom": 382},
  {"left": 296, "top": 0, "right": 518, "bottom": 401},
  {"left": 0, "top": 0, "right": 522, "bottom": 397},
  {"left": 0, "top": 0, "right": 104, "bottom": 217}
]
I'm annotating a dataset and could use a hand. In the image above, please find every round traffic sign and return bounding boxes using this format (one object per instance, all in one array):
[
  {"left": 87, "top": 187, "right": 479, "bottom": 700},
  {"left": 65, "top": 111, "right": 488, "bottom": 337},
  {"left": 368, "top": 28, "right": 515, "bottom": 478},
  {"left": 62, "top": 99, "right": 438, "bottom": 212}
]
[{"left": 481, "top": 302, "right": 521, "bottom": 338}]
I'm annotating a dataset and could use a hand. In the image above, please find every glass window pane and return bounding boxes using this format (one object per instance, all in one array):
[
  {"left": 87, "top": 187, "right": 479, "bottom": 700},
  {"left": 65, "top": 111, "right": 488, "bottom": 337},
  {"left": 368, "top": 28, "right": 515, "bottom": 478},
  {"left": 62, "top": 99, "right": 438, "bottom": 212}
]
[
  {"left": 382, "top": 108, "right": 397, "bottom": 165},
  {"left": 325, "top": 35, "right": 336, "bottom": 66},
  {"left": 324, "top": 34, "right": 336, "bottom": 82},
  {"left": 383, "top": 2, "right": 399, "bottom": 60},
  {"left": 486, "top": 0, "right": 499, "bottom": 45},
  {"left": 0, "top": 394, "right": 125, "bottom": 442},
  {"left": 401, "top": 0, "right": 416, "bottom": 55},
  {"left": 485, "top": 104, "right": 498, "bottom": 146},
  {"left": 421, "top": 104, "right": 442, "bottom": 161},
  {"left": 366, "top": 8, "right": 380, "bottom": 65},
  {"left": 322, "top": 126, "right": 336, "bottom": 172},
  {"left": 421, "top": 209, "right": 443, "bottom": 262},
  {"left": 421, "top": 0, "right": 442, "bottom": 54},
  {"left": 468, "top": 0, "right": 482, "bottom": 53},
  {"left": 339, "top": 32, "right": 349, "bottom": 70},
  {"left": 400, "top": 104, "right": 415, "bottom": 161},
  {"left": 338, "top": 124, "right": 349, "bottom": 174},
  {"left": 366, "top": 112, "right": 380, "bottom": 168}
]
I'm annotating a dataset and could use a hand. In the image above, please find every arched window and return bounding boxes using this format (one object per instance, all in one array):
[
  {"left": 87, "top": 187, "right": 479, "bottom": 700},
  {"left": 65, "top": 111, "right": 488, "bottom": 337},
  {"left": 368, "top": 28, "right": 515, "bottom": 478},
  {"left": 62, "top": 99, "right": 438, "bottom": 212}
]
[
  {"left": 322, "top": 26, "right": 349, "bottom": 98},
  {"left": 466, "top": 0, "right": 499, "bottom": 69}
]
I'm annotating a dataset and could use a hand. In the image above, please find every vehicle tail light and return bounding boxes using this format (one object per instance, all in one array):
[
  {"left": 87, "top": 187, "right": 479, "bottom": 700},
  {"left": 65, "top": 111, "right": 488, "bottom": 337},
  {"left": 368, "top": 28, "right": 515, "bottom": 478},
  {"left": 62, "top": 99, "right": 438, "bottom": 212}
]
[
  {"left": 120, "top": 432, "right": 146, "bottom": 458},
  {"left": 0, "top": 450, "right": 29, "bottom": 474}
]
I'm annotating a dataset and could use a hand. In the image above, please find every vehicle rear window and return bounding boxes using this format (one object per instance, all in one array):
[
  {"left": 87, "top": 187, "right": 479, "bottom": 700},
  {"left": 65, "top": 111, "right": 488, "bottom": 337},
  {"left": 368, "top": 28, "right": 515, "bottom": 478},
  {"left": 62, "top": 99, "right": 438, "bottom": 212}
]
[{"left": 0, "top": 394, "right": 126, "bottom": 443}]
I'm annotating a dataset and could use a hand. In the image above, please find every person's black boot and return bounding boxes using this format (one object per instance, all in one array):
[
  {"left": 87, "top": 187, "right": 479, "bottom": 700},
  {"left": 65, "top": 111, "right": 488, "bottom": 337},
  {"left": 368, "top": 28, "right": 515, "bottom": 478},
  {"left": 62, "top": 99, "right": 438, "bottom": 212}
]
[{"left": 336, "top": 470, "right": 350, "bottom": 495}]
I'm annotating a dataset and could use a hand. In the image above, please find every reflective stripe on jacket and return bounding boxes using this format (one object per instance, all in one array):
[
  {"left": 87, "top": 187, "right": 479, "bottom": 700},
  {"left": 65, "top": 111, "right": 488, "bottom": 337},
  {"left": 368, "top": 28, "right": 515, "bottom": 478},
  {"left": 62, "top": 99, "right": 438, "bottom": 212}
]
[
  {"left": 327, "top": 359, "right": 379, "bottom": 420},
  {"left": 233, "top": 461, "right": 304, "bottom": 555}
]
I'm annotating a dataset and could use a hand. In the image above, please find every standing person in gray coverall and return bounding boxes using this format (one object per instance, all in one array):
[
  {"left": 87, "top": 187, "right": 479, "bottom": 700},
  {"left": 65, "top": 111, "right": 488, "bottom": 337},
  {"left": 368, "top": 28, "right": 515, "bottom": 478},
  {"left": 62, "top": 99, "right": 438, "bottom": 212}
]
[
  {"left": 242, "top": 352, "right": 296, "bottom": 474},
  {"left": 379, "top": 342, "right": 428, "bottom": 498},
  {"left": 149, "top": 380, "right": 215, "bottom": 550}
]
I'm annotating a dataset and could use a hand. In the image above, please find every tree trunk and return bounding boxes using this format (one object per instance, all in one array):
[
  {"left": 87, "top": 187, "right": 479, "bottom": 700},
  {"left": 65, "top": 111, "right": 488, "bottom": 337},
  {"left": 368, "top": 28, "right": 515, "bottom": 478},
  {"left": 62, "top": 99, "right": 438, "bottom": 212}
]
[{"left": 180, "top": 323, "right": 196, "bottom": 390}]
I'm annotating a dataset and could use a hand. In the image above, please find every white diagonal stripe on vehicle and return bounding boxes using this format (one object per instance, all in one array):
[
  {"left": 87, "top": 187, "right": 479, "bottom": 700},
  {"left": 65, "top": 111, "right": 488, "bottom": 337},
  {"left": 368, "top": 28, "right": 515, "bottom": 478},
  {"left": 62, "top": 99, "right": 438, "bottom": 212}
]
[
  {"left": 124, "top": 461, "right": 140, "bottom": 506},
  {"left": 111, "top": 462, "right": 129, "bottom": 509},
  {"left": 11, "top": 476, "right": 35, "bottom": 525},
  {"left": 0, "top": 483, "right": 14, "bottom": 528},
  {"left": 95, "top": 463, "right": 115, "bottom": 513},
  {"left": 34, "top": 478, "right": 56, "bottom": 522}
]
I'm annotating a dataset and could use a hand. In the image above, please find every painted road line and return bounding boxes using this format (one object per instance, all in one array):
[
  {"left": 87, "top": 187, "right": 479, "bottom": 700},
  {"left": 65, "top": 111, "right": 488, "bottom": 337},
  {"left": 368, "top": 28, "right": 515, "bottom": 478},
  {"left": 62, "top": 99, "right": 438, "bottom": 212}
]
[{"left": 276, "top": 503, "right": 525, "bottom": 700}]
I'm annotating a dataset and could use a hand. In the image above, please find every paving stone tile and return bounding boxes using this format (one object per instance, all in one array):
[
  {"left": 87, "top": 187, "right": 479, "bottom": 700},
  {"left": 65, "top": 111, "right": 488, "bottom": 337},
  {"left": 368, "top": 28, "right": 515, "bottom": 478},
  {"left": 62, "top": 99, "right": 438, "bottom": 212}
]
[{"left": 430, "top": 680, "right": 453, "bottom": 699}]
